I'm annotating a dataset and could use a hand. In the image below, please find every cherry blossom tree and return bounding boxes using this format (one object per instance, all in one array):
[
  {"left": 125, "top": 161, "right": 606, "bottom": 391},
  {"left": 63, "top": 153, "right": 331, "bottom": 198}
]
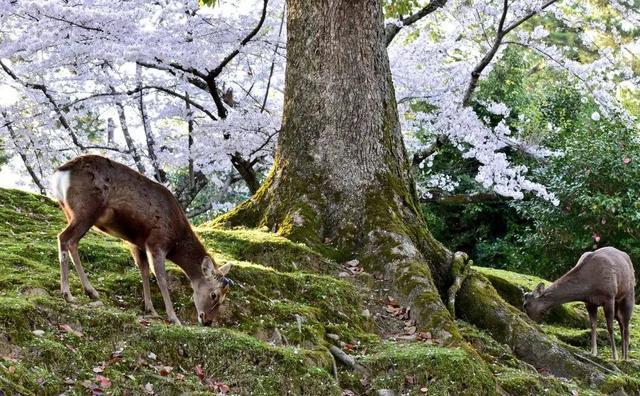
[
  {"left": 0, "top": 0, "right": 637, "bottom": 213},
  {"left": 0, "top": 0, "right": 285, "bottom": 212}
]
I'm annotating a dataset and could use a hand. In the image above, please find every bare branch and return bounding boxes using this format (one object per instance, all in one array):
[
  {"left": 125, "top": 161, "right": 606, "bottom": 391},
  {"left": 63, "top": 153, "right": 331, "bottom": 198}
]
[
  {"left": 261, "top": 2, "right": 286, "bottom": 113},
  {"left": 385, "top": 0, "right": 448, "bottom": 46},
  {"left": 420, "top": 191, "right": 500, "bottom": 205},
  {"left": 502, "top": 0, "right": 560, "bottom": 36},
  {"left": 462, "top": 0, "right": 560, "bottom": 106},
  {"left": 461, "top": 0, "right": 509, "bottom": 106},
  {"left": 137, "top": 66, "right": 166, "bottom": 183},
  {"left": 1, "top": 111, "right": 47, "bottom": 194},
  {"left": 208, "top": 0, "right": 269, "bottom": 78},
  {"left": 0, "top": 59, "right": 84, "bottom": 149}
]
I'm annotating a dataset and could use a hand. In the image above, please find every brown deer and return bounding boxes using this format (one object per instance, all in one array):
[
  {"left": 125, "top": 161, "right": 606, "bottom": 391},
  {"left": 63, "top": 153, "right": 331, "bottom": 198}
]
[
  {"left": 523, "top": 246, "right": 635, "bottom": 360},
  {"left": 51, "top": 155, "right": 233, "bottom": 326}
]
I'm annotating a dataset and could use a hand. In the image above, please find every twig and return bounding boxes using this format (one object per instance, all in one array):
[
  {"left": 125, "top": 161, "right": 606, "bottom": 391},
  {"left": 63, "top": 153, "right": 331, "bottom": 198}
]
[{"left": 328, "top": 345, "right": 369, "bottom": 375}]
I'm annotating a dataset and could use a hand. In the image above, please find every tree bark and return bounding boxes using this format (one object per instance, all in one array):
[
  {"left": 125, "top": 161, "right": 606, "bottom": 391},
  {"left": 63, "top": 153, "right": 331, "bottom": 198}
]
[
  {"left": 217, "top": 0, "right": 456, "bottom": 339},
  {"left": 214, "top": 0, "right": 613, "bottom": 383}
]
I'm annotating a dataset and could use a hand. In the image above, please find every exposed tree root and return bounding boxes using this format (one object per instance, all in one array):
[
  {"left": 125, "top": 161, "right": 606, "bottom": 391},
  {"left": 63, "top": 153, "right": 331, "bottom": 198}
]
[
  {"left": 328, "top": 345, "right": 369, "bottom": 375},
  {"left": 446, "top": 251, "right": 472, "bottom": 317},
  {"left": 457, "top": 271, "right": 605, "bottom": 384}
]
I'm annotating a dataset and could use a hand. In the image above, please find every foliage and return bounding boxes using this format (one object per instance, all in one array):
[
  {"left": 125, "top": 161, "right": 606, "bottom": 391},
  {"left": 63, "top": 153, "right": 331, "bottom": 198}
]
[
  {"left": 0, "top": 0, "right": 636, "bottom": 213},
  {"left": 422, "top": 45, "right": 640, "bottom": 285}
]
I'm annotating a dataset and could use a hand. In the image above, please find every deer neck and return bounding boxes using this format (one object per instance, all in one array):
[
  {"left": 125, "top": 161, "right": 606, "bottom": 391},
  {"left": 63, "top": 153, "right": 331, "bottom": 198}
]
[
  {"left": 538, "top": 277, "right": 588, "bottom": 308},
  {"left": 169, "top": 231, "right": 208, "bottom": 282}
]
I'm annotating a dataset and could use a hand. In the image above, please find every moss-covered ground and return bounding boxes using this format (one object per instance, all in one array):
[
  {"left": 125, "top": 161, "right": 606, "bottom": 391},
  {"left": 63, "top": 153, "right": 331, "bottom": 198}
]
[{"left": 0, "top": 188, "right": 639, "bottom": 395}]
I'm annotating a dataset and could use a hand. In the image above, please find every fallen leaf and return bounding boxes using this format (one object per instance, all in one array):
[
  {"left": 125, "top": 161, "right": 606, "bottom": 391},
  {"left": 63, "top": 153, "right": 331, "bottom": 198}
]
[
  {"left": 420, "top": 387, "right": 428, "bottom": 393},
  {"left": 405, "top": 375, "right": 416, "bottom": 385},
  {"left": 92, "top": 366, "right": 104, "bottom": 373},
  {"left": 342, "top": 391, "right": 356, "bottom": 396},
  {"left": 623, "top": 157, "right": 631, "bottom": 164},
  {"left": 95, "top": 375, "right": 111, "bottom": 389},
  {"left": 7, "top": 366, "right": 15, "bottom": 374},
  {"left": 194, "top": 364, "right": 205, "bottom": 380},
  {"left": 159, "top": 366, "right": 173, "bottom": 376},
  {"left": 144, "top": 382, "right": 154, "bottom": 395},
  {"left": 58, "top": 323, "right": 83, "bottom": 337},
  {"left": 147, "top": 352, "right": 157, "bottom": 360}
]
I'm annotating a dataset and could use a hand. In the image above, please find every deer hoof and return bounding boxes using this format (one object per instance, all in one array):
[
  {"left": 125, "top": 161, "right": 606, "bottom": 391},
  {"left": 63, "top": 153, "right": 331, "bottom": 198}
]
[
  {"left": 168, "top": 317, "right": 182, "bottom": 326},
  {"left": 62, "top": 291, "right": 77, "bottom": 303},
  {"left": 85, "top": 288, "right": 100, "bottom": 300}
]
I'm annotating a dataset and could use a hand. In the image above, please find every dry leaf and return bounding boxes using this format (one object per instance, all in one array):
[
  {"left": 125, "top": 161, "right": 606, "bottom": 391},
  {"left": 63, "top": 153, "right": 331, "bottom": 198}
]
[
  {"left": 144, "top": 382, "right": 154, "bottom": 394},
  {"left": 58, "top": 323, "right": 83, "bottom": 337},
  {"left": 159, "top": 366, "right": 173, "bottom": 376},
  {"left": 95, "top": 375, "right": 111, "bottom": 389},
  {"left": 194, "top": 364, "right": 205, "bottom": 379}
]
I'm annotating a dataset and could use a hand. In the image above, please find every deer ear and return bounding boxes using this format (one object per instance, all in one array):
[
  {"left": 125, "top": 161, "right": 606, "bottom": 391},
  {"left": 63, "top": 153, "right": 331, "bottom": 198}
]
[
  {"left": 218, "top": 262, "right": 232, "bottom": 276},
  {"left": 534, "top": 282, "right": 545, "bottom": 296},
  {"left": 201, "top": 257, "right": 215, "bottom": 278}
]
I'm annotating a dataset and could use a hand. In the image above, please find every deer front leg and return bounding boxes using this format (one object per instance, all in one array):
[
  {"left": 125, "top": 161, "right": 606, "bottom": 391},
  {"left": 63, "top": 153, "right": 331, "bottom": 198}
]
[
  {"left": 603, "top": 299, "right": 617, "bottom": 360},
  {"left": 131, "top": 247, "right": 158, "bottom": 317},
  {"left": 147, "top": 249, "right": 181, "bottom": 325},
  {"left": 586, "top": 303, "right": 598, "bottom": 356}
]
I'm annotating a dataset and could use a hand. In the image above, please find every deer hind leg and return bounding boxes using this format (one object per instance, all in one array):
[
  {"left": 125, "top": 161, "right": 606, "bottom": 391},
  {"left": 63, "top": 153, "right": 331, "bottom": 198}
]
[
  {"left": 58, "top": 217, "right": 100, "bottom": 301},
  {"left": 131, "top": 246, "right": 158, "bottom": 317},
  {"left": 617, "top": 296, "right": 634, "bottom": 360},
  {"left": 146, "top": 248, "right": 181, "bottom": 325},
  {"left": 603, "top": 299, "right": 618, "bottom": 360},
  {"left": 586, "top": 303, "right": 599, "bottom": 356}
]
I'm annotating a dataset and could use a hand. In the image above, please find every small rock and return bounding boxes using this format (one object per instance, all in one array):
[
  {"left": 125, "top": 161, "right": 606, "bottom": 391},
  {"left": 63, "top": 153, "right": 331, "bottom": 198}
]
[
  {"left": 88, "top": 300, "right": 104, "bottom": 308},
  {"left": 345, "top": 259, "right": 360, "bottom": 267},
  {"left": 32, "top": 330, "right": 45, "bottom": 337},
  {"left": 376, "top": 390, "right": 398, "bottom": 396},
  {"left": 326, "top": 333, "right": 340, "bottom": 342},
  {"left": 147, "top": 352, "right": 157, "bottom": 360},
  {"left": 361, "top": 309, "right": 370, "bottom": 318},
  {"left": 23, "top": 287, "right": 50, "bottom": 297},
  {"left": 338, "top": 272, "right": 350, "bottom": 278}
]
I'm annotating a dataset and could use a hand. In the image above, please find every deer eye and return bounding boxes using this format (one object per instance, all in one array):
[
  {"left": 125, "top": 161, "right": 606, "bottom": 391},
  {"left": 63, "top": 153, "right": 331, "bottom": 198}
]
[{"left": 210, "top": 292, "right": 218, "bottom": 301}]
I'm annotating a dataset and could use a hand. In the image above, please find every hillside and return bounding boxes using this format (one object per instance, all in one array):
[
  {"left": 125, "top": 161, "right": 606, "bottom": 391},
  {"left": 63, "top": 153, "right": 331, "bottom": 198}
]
[{"left": 0, "top": 188, "right": 639, "bottom": 395}]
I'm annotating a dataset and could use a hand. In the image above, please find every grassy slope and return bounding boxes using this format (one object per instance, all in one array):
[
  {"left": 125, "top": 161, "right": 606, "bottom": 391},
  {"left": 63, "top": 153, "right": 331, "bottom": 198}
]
[{"left": 0, "top": 188, "right": 638, "bottom": 395}]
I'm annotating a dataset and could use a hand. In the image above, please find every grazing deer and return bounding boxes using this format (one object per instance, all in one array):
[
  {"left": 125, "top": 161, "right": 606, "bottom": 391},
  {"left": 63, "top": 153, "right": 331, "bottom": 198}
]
[
  {"left": 523, "top": 246, "right": 636, "bottom": 360},
  {"left": 51, "top": 155, "right": 232, "bottom": 326}
]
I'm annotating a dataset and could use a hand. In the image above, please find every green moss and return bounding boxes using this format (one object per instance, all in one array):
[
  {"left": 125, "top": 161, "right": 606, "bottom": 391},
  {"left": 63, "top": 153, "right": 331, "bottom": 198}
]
[
  {"left": 474, "top": 266, "right": 588, "bottom": 328},
  {"left": 3, "top": 188, "right": 640, "bottom": 395},
  {"left": 361, "top": 342, "right": 496, "bottom": 395},
  {"left": 599, "top": 374, "right": 640, "bottom": 394}
]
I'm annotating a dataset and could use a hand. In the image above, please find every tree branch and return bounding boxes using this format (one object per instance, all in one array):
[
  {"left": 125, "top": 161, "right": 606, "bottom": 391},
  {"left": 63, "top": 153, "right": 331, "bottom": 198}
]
[
  {"left": 136, "top": 66, "right": 166, "bottom": 183},
  {"left": 385, "top": 0, "right": 448, "bottom": 46},
  {"left": 462, "top": 0, "right": 560, "bottom": 106},
  {"left": 208, "top": 0, "right": 269, "bottom": 79},
  {"left": 420, "top": 191, "right": 500, "bottom": 205},
  {"left": 1, "top": 112, "right": 47, "bottom": 194},
  {"left": 0, "top": 59, "right": 84, "bottom": 149},
  {"left": 462, "top": 0, "right": 509, "bottom": 106}
]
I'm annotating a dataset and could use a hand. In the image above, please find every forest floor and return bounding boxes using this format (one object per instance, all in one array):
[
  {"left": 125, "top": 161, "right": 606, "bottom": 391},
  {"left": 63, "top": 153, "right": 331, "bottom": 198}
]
[{"left": 1, "top": 188, "right": 639, "bottom": 395}]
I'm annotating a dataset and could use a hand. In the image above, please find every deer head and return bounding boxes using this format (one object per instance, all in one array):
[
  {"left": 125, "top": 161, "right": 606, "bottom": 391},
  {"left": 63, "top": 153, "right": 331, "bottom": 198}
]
[
  {"left": 523, "top": 282, "right": 547, "bottom": 322},
  {"left": 193, "top": 257, "right": 233, "bottom": 326}
]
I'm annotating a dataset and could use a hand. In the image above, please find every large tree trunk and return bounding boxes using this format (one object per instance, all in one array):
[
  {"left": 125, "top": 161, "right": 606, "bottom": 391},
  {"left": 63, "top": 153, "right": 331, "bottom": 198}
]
[
  {"left": 215, "top": 0, "right": 609, "bottom": 383},
  {"left": 217, "top": 0, "right": 457, "bottom": 338}
]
